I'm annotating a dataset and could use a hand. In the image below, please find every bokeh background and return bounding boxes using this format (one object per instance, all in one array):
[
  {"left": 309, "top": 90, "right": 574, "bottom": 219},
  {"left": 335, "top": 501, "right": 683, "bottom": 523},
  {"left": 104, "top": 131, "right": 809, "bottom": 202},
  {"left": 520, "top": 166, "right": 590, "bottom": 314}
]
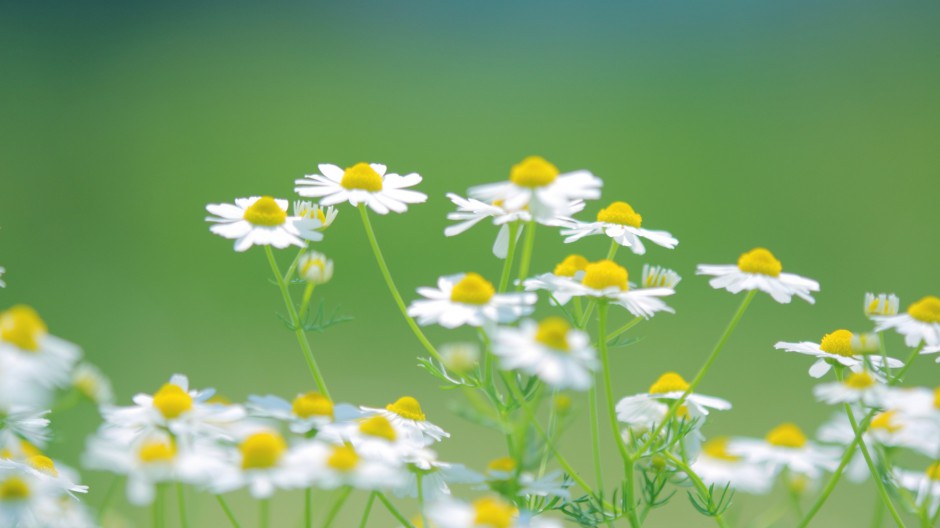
[{"left": 2, "top": 0, "right": 939, "bottom": 526}]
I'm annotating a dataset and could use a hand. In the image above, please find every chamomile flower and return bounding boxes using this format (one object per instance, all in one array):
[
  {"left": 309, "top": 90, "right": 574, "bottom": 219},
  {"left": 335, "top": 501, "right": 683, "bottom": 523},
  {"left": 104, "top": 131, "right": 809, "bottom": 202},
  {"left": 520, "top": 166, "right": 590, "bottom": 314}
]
[
  {"left": 616, "top": 372, "right": 731, "bottom": 429},
  {"left": 696, "top": 248, "right": 820, "bottom": 304},
  {"left": 294, "top": 162, "right": 427, "bottom": 215},
  {"left": 0, "top": 408, "right": 50, "bottom": 449},
  {"left": 690, "top": 437, "right": 774, "bottom": 494},
  {"left": 556, "top": 201, "right": 678, "bottom": 255},
  {"left": 440, "top": 342, "right": 481, "bottom": 375},
  {"left": 205, "top": 429, "right": 311, "bottom": 498},
  {"left": 316, "top": 415, "right": 417, "bottom": 466},
  {"left": 293, "top": 201, "right": 338, "bottom": 229},
  {"left": 872, "top": 295, "right": 940, "bottom": 349},
  {"left": 206, "top": 196, "right": 323, "bottom": 252},
  {"left": 427, "top": 496, "right": 561, "bottom": 528},
  {"left": 0, "top": 457, "right": 87, "bottom": 499},
  {"left": 893, "top": 463, "right": 940, "bottom": 518},
  {"left": 407, "top": 273, "right": 535, "bottom": 329},
  {"left": 523, "top": 254, "right": 590, "bottom": 305},
  {"left": 361, "top": 397, "right": 449, "bottom": 446},
  {"left": 774, "top": 329, "right": 903, "bottom": 378},
  {"left": 297, "top": 252, "right": 334, "bottom": 285},
  {"left": 865, "top": 293, "right": 899, "bottom": 317},
  {"left": 491, "top": 317, "right": 598, "bottom": 391},
  {"left": 0, "top": 460, "right": 88, "bottom": 527},
  {"left": 812, "top": 370, "right": 887, "bottom": 407},
  {"left": 247, "top": 392, "right": 343, "bottom": 435},
  {"left": 394, "top": 447, "right": 482, "bottom": 500},
  {"left": 882, "top": 386, "right": 940, "bottom": 448},
  {"left": 468, "top": 156, "right": 602, "bottom": 222},
  {"left": 293, "top": 441, "right": 406, "bottom": 491},
  {"left": 71, "top": 363, "right": 114, "bottom": 405},
  {"left": 729, "top": 423, "right": 838, "bottom": 479}
]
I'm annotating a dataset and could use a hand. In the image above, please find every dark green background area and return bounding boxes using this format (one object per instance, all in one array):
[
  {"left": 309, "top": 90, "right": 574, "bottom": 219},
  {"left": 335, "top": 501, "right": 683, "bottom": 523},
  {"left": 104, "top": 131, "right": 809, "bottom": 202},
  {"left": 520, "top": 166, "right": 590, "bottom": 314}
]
[{"left": 2, "top": 1, "right": 939, "bottom": 525}]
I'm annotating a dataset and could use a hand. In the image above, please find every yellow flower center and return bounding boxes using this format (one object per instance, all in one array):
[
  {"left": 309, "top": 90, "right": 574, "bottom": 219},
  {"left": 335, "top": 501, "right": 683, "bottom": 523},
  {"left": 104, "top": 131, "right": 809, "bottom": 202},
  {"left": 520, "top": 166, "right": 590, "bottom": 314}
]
[
  {"left": 240, "top": 432, "right": 287, "bottom": 470},
  {"left": 934, "top": 387, "right": 940, "bottom": 410},
  {"left": 27, "top": 455, "right": 57, "bottom": 477},
  {"left": 292, "top": 392, "right": 334, "bottom": 419},
  {"left": 927, "top": 462, "right": 940, "bottom": 481},
  {"left": 359, "top": 415, "right": 396, "bottom": 442},
  {"left": 844, "top": 371, "right": 876, "bottom": 389},
  {"left": 327, "top": 445, "right": 359, "bottom": 472},
  {"left": 0, "top": 440, "right": 41, "bottom": 460},
  {"left": 553, "top": 394, "right": 573, "bottom": 413},
  {"left": 908, "top": 296, "right": 940, "bottom": 324},
  {"left": 649, "top": 372, "right": 690, "bottom": 394},
  {"left": 736, "top": 248, "right": 782, "bottom": 277},
  {"left": 0, "top": 305, "right": 48, "bottom": 352},
  {"left": 870, "top": 411, "right": 901, "bottom": 433},
  {"left": 486, "top": 457, "right": 517, "bottom": 474},
  {"left": 386, "top": 396, "right": 426, "bottom": 421},
  {"left": 553, "top": 254, "right": 589, "bottom": 277},
  {"left": 509, "top": 156, "right": 559, "bottom": 188},
  {"left": 243, "top": 196, "right": 287, "bottom": 227},
  {"left": 534, "top": 317, "right": 571, "bottom": 351},
  {"left": 581, "top": 260, "right": 628, "bottom": 291},
  {"left": 340, "top": 163, "right": 383, "bottom": 192},
  {"left": 450, "top": 273, "right": 496, "bottom": 305},
  {"left": 766, "top": 423, "right": 807, "bottom": 448},
  {"left": 596, "top": 201, "right": 643, "bottom": 228},
  {"left": 472, "top": 497, "right": 516, "bottom": 528},
  {"left": 138, "top": 440, "right": 176, "bottom": 464},
  {"left": 152, "top": 383, "right": 193, "bottom": 419},
  {"left": 0, "top": 477, "right": 30, "bottom": 501},
  {"left": 703, "top": 437, "right": 741, "bottom": 462},
  {"left": 819, "top": 329, "right": 855, "bottom": 357}
]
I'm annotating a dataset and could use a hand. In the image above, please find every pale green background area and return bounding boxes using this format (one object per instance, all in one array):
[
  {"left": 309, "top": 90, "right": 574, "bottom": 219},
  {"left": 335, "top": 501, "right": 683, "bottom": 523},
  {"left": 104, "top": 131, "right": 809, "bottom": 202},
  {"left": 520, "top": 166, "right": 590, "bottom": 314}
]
[{"left": 1, "top": 1, "right": 939, "bottom": 526}]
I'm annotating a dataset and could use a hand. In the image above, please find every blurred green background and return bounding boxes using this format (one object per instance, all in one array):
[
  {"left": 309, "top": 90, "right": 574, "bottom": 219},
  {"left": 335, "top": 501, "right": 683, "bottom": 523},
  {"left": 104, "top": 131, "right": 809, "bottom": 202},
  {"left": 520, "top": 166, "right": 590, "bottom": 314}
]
[{"left": 2, "top": 0, "right": 939, "bottom": 526}]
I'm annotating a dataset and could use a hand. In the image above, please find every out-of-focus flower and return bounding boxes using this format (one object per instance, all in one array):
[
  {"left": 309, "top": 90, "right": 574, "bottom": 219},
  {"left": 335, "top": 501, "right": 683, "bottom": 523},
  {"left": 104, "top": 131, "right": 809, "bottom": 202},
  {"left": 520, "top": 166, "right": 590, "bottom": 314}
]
[
  {"left": 293, "top": 201, "right": 338, "bottom": 230},
  {"left": 408, "top": 273, "right": 535, "bottom": 329},
  {"left": 492, "top": 317, "right": 598, "bottom": 391},
  {"left": 873, "top": 295, "right": 940, "bottom": 349},
  {"left": 730, "top": 423, "right": 838, "bottom": 480},
  {"left": 361, "top": 396, "right": 449, "bottom": 446},
  {"left": 616, "top": 372, "right": 731, "bottom": 429},
  {"left": 865, "top": 293, "right": 899, "bottom": 317},
  {"left": 297, "top": 252, "right": 334, "bottom": 285},
  {"left": 72, "top": 363, "right": 114, "bottom": 406},
  {"left": 690, "top": 437, "right": 774, "bottom": 494}
]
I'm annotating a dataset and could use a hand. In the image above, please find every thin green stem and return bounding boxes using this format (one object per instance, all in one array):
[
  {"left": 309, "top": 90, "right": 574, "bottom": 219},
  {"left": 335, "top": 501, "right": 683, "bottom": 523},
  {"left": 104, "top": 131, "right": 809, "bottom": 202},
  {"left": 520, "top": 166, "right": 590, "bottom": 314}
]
[
  {"left": 606, "top": 239, "right": 620, "bottom": 260},
  {"left": 322, "top": 487, "right": 353, "bottom": 528},
  {"left": 176, "top": 483, "right": 189, "bottom": 528},
  {"left": 358, "top": 204, "right": 442, "bottom": 363},
  {"left": 788, "top": 483, "right": 805, "bottom": 521},
  {"left": 871, "top": 491, "right": 885, "bottom": 528},
  {"left": 663, "top": 451, "right": 730, "bottom": 528},
  {"left": 607, "top": 317, "right": 642, "bottom": 344},
  {"left": 153, "top": 484, "right": 165, "bottom": 528},
  {"left": 299, "top": 283, "right": 316, "bottom": 321},
  {"left": 260, "top": 498, "right": 269, "bottom": 528},
  {"left": 265, "top": 246, "right": 331, "bottom": 398},
  {"left": 305, "top": 488, "right": 313, "bottom": 528},
  {"left": 97, "top": 476, "right": 120, "bottom": 523},
  {"left": 587, "top": 383, "right": 608, "bottom": 521},
  {"left": 498, "top": 222, "right": 521, "bottom": 293},
  {"left": 359, "top": 492, "right": 377, "bottom": 528},
  {"left": 376, "top": 492, "right": 416, "bottom": 528},
  {"left": 215, "top": 495, "right": 242, "bottom": 528},
  {"left": 889, "top": 345, "right": 923, "bottom": 385},
  {"left": 515, "top": 219, "right": 537, "bottom": 291},
  {"left": 417, "top": 475, "right": 429, "bottom": 528}
]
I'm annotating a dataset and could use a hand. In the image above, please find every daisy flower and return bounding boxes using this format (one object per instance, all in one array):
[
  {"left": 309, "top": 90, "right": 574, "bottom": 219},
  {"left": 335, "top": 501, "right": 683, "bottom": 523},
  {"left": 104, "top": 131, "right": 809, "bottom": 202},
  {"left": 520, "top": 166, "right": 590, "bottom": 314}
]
[
  {"left": 297, "top": 251, "right": 334, "bottom": 285},
  {"left": 393, "top": 447, "right": 482, "bottom": 500},
  {"left": 247, "top": 391, "right": 339, "bottom": 435},
  {"left": 812, "top": 370, "right": 887, "bottom": 407},
  {"left": 0, "top": 459, "right": 88, "bottom": 526},
  {"left": 293, "top": 441, "right": 406, "bottom": 491},
  {"left": 491, "top": 317, "right": 598, "bottom": 391},
  {"left": 556, "top": 201, "right": 678, "bottom": 255},
  {"left": 729, "top": 423, "right": 838, "bottom": 479},
  {"left": 427, "top": 496, "right": 562, "bottom": 528},
  {"left": 294, "top": 162, "right": 426, "bottom": 215},
  {"left": 865, "top": 292, "right": 899, "bottom": 317},
  {"left": 690, "top": 437, "right": 774, "bottom": 495},
  {"left": 894, "top": 463, "right": 940, "bottom": 518},
  {"left": 71, "top": 363, "right": 114, "bottom": 406},
  {"left": 616, "top": 372, "right": 731, "bottom": 429},
  {"left": 872, "top": 295, "right": 940, "bottom": 349},
  {"left": 468, "top": 156, "right": 602, "bottom": 222},
  {"left": 523, "top": 254, "right": 590, "bottom": 305},
  {"left": 696, "top": 247, "right": 820, "bottom": 304},
  {"left": 361, "top": 396, "right": 449, "bottom": 446},
  {"left": 0, "top": 408, "right": 50, "bottom": 449},
  {"left": 882, "top": 386, "right": 940, "bottom": 450},
  {"left": 315, "top": 415, "right": 418, "bottom": 465},
  {"left": 774, "top": 329, "right": 903, "bottom": 378},
  {"left": 440, "top": 342, "right": 481, "bottom": 375},
  {"left": 205, "top": 429, "right": 313, "bottom": 498},
  {"left": 293, "top": 201, "right": 338, "bottom": 230},
  {"left": 205, "top": 196, "right": 323, "bottom": 252},
  {"left": 407, "top": 273, "right": 535, "bottom": 329},
  {"left": 0, "top": 457, "right": 87, "bottom": 500}
]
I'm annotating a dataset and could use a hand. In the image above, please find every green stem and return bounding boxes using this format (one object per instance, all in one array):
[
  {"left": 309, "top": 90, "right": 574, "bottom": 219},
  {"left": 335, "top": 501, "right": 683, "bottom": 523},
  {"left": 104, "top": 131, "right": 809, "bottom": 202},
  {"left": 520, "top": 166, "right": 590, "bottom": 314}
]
[
  {"left": 260, "top": 498, "right": 269, "bottom": 528},
  {"left": 359, "top": 492, "right": 376, "bottom": 528},
  {"left": 153, "top": 484, "right": 165, "bottom": 528},
  {"left": 215, "top": 495, "right": 242, "bottom": 528},
  {"left": 265, "top": 246, "right": 331, "bottom": 398},
  {"left": 322, "top": 487, "right": 353, "bottom": 528},
  {"left": 606, "top": 239, "right": 620, "bottom": 260},
  {"left": 871, "top": 491, "right": 885, "bottom": 528},
  {"left": 376, "top": 492, "right": 416, "bottom": 528},
  {"left": 176, "top": 483, "right": 189, "bottom": 528},
  {"left": 587, "top": 383, "right": 608, "bottom": 522},
  {"left": 514, "top": 219, "right": 537, "bottom": 291},
  {"left": 299, "top": 283, "right": 316, "bottom": 321},
  {"left": 889, "top": 345, "right": 923, "bottom": 385},
  {"left": 358, "top": 204, "right": 442, "bottom": 363},
  {"left": 305, "top": 488, "right": 312, "bottom": 528},
  {"left": 663, "top": 452, "right": 731, "bottom": 528},
  {"left": 498, "top": 222, "right": 521, "bottom": 293},
  {"left": 97, "top": 476, "right": 120, "bottom": 523},
  {"left": 417, "top": 475, "right": 429, "bottom": 528},
  {"left": 607, "top": 317, "right": 642, "bottom": 344},
  {"left": 788, "top": 482, "right": 805, "bottom": 520},
  {"left": 635, "top": 290, "right": 757, "bottom": 458}
]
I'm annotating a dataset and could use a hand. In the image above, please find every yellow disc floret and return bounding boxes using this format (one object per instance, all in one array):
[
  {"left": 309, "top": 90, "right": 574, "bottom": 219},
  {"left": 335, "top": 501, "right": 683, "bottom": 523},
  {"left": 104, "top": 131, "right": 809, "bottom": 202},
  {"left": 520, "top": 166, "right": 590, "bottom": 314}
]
[
  {"left": 240, "top": 432, "right": 287, "bottom": 470},
  {"left": 472, "top": 497, "right": 516, "bottom": 528},
  {"left": 292, "top": 392, "right": 334, "bottom": 419},
  {"left": 243, "top": 196, "right": 287, "bottom": 226},
  {"left": 934, "top": 387, "right": 940, "bottom": 410},
  {"left": 535, "top": 317, "right": 571, "bottom": 351},
  {"left": 553, "top": 254, "right": 589, "bottom": 277},
  {"left": 596, "top": 201, "right": 643, "bottom": 228},
  {"left": 0, "top": 305, "right": 48, "bottom": 352},
  {"left": 703, "top": 437, "right": 740, "bottom": 462},
  {"left": 819, "top": 329, "right": 855, "bottom": 357},
  {"left": 766, "top": 423, "right": 807, "bottom": 448},
  {"left": 359, "top": 415, "right": 397, "bottom": 442},
  {"left": 327, "top": 445, "right": 359, "bottom": 472},
  {"left": 450, "top": 273, "right": 496, "bottom": 305},
  {"left": 870, "top": 411, "right": 901, "bottom": 433},
  {"left": 340, "top": 162, "right": 383, "bottom": 192},
  {"left": 0, "top": 477, "right": 30, "bottom": 501},
  {"left": 509, "top": 156, "right": 559, "bottom": 188},
  {"left": 27, "top": 456, "right": 58, "bottom": 477},
  {"left": 736, "top": 248, "right": 783, "bottom": 277},
  {"left": 844, "top": 371, "right": 876, "bottom": 389},
  {"left": 138, "top": 440, "right": 176, "bottom": 464},
  {"left": 486, "top": 457, "right": 518, "bottom": 474},
  {"left": 581, "top": 260, "right": 628, "bottom": 291},
  {"left": 649, "top": 372, "right": 690, "bottom": 395},
  {"left": 907, "top": 296, "right": 940, "bottom": 324},
  {"left": 386, "top": 396, "right": 426, "bottom": 421},
  {"left": 152, "top": 383, "right": 193, "bottom": 419},
  {"left": 927, "top": 462, "right": 940, "bottom": 481}
]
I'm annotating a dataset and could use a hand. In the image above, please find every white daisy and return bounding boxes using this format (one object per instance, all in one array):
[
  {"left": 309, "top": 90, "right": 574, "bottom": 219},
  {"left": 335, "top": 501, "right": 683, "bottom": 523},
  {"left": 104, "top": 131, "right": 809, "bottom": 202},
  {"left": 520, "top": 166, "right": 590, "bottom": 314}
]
[
  {"left": 492, "top": 317, "right": 598, "bottom": 391},
  {"left": 407, "top": 273, "right": 535, "bottom": 329},
  {"left": 468, "top": 156, "right": 602, "bottom": 222},
  {"left": 0, "top": 459, "right": 88, "bottom": 527},
  {"left": 872, "top": 295, "right": 940, "bottom": 349},
  {"left": 729, "top": 423, "right": 838, "bottom": 480},
  {"left": 0, "top": 457, "right": 87, "bottom": 499},
  {"left": 71, "top": 363, "right": 114, "bottom": 406},
  {"left": 696, "top": 247, "right": 820, "bottom": 304},
  {"left": 616, "top": 372, "right": 731, "bottom": 429},
  {"left": 427, "top": 496, "right": 562, "bottom": 528},
  {"left": 865, "top": 292, "right": 900, "bottom": 317},
  {"left": 522, "top": 254, "right": 590, "bottom": 305},
  {"left": 690, "top": 437, "right": 774, "bottom": 495},
  {"left": 292, "top": 441, "right": 406, "bottom": 491},
  {"left": 556, "top": 201, "right": 678, "bottom": 255},
  {"left": 361, "top": 396, "right": 449, "bottom": 447},
  {"left": 315, "top": 414, "right": 418, "bottom": 466},
  {"left": 205, "top": 429, "right": 315, "bottom": 498},
  {"left": 247, "top": 392, "right": 344, "bottom": 435},
  {"left": 294, "top": 162, "right": 426, "bottom": 215},
  {"left": 882, "top": 386, "right": 940, "bottom": 452},
  {"left": 293, "top": 201, "right": 338, "bottom": 229},
  {"left": 812, "top": 370, "right": 887, "bottom": 407},
  {"left": 894, "top": 464, "right": 940, "bottom": 518},
  {"left": 297, "top": 252, "right": 334, "bottom": 285},
  {"left": 206, "top": 196, "right": 323, "bottom": 252},
  {"left": 394, "top": 447, "right": 482, "bottom": 500},
  {"left": 774, "top": 329, "right": 903, "bottom": 378},
  {"left": 0, "top": 408, "right": 50, "bottom": 449}
]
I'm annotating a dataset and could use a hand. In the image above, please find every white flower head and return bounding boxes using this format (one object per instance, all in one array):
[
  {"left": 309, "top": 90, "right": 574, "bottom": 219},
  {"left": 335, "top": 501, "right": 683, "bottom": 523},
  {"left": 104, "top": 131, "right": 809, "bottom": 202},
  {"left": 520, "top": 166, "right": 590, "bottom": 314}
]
[
  {"left": 696, "top": 248, "right": 820, "bottom": 304},
  {"left": 865, "top": 293, "right": 899, "bottom": 317},
  {"left": 407, "top": 273, "right": 535, "bottom": 329},
  {"left": 523, "top": 254, "right": 591, "bottom": 305},
  {"left": 492, "top": 317, "right": 598, "bottom": 391},
  {"left": 292, "top": 201, "right": 338, "bottom": 230},
  {"left": 616, "top": 372, "right": 731, "bottom": 429},
  {"left": 894, "top": 464, "right": 940, "bottom": 518},
  {"left": 468, "top": 156, "right": 601, "bottom": 222},
  {"left": 393, "top": 447, "right": 482, "bottom": 500},
  {"left": 360, "top": 396, "right": 449, "bottom": 447},
  {"left": 206, "top": 196, "right": 323, "bottom": 252},
  {"left": 813, "top": 370, "right": 887, "bottom": 407},
  {"left": 557, "top": 201, "right": 678, "bottom": 255},
  {"left": 440, "top": 342, "right": 481, "bottom": 374},
  {"left": 774, "top": 329, "right": 903, "bottom": 378},
  {"left": 427, "top": 495, "right": 562, "bottom": 528},
  {"left": 316, "top": 414, "right": 419, "bottom": 467},
  {"left": 206, "top": 429, "right": 310, "bottom": 499},
  {"left": 0, "top": 408, "right": 50, "bottom": 449},
  {"left": 729, "top": 423, "right": 839, "bottom": 480},
  {"left": 690, "top": 437, "right": 774, "bottom": 495},
  {"left": 247, "top": 392, "right": 340, "bottom": 435},
  {"left": 297, "top": 251, "right": 334, "bottom": 285},
  {"left": 292, "top": 441, "right": 406, "bottom": 491},
  {"left": 294, "top": 162, "right": 426, "bottom": 215},
  {"left": 872, "top": 295, "right": 940, "bottom": 349},
  {"left": 482, "top": 457, "right": 570, "bottom": 500},
  {"left": 72, "top": 363, "right": 114, "bottom": 406},
  {"left": 0, "top": 458, "right": 89, "bottom": 526}
]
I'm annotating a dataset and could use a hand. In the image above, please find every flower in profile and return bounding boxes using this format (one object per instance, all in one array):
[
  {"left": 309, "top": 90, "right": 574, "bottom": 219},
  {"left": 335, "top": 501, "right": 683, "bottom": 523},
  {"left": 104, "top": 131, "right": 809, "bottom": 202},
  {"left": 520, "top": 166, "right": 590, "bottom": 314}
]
[
  {"left": 206, "top": 196, "right": 323, "bottom": 252},
  {"left": 696, "top": 248, "right": 820, "bottom": 304},
  {"left": 294, "top": 163, "right": 427, "bottom": 215},
  {"left": 616, "top": 372, "right": 731, "bottom": 429},
  {"left": 407, "top": 273, "right": 535, "bottom": 328},
  {"left": 72, "top": 363, "right": 114, "bottom": 406},
  {"left": 293, "top": 201, "right": 338, "bottom": 230},
  {"left": 297, "top": 251, "right": 334, "bottom": 285},
  {"left": 690, "top": 437, "right": 774, "bottom": 494},
  {"left": 872, "top": 295, "right": 940, "bottom": 349},
  {"left": 247, "top": 392, "right": 346, "bottom": 435},
  {"left": 492, "top": 317, "right": 598, "bottom": 391},
  {"left": 893, "top": 463, "right": 940, "bottom": 518},
  {"left": 468, "top": 156, "right": 602, "bottom": 221},
  {"left": 865, "top": 293, "right": 899, "bottom": 317},
  {"left": 556, "top": 201, "right": 678, "bottom": 255},
  {"left": 523, "top": 254, "right": 590, "bottom": 305},
  {"left": 812, "top": 370, "right": 887, "bottom": 407},
  {"left": 729, "top": 423, "right": 838, "bottom": 479},
  {"left": 361, "top": 396, "right": 449, "bottom": 446},
  {"left": 427, "top": 495, "right": 562, "bottom": 528},
  {"left": 208, "top": 429, "right": 310, "bottom": 498},
  {"left": 774, "top": 329, "right": 903, "bottom": 378}
]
